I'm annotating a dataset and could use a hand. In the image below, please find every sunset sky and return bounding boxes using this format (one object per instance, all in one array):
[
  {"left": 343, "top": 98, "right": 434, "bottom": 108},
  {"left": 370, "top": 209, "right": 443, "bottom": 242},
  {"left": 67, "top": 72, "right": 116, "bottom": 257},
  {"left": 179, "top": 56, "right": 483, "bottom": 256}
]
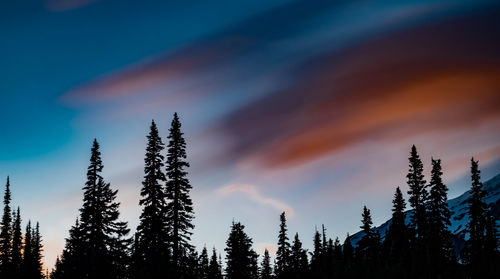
[{"left": 1, "top": 0, "right": 500, "bottom": 270}]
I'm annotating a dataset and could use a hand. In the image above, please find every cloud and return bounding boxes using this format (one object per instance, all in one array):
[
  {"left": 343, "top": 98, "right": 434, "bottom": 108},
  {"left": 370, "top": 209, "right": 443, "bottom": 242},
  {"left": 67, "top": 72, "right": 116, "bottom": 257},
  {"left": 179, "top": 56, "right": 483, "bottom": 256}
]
[
  {"left": 255, "top": 242, "right": 277, "bottom": 255},
  {"left": 216, "top": 184, "right": 294, "bottom": 218},
  {"left": 211, "top": 9, "right": 500, "bottom": 169}
]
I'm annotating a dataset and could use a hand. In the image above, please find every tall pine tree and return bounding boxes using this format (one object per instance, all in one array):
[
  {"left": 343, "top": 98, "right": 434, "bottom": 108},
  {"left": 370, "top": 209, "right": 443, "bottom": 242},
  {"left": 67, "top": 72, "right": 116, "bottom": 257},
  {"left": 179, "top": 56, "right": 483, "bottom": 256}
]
[
  {"left": 0, "top": 176, "right": 12, "bottom": 277},
  {"left": 165, "top": 113, "right": 195, "bottom": 271},
  {"left": 54, "top": 139, "right": 131, "bottom": 279},
  {"left": 275, "top": 212, "right": 291, "bottom": 278},
  {"left": 134, "top": 120, "right": 169, "bottom": 278},
  {"left": 427, "top": 158, "right": 454, "bottom": 276},
  {"left": 463, "top": 158, "right": 489, "bottom": 277},
  {"left": 11, "top": 207, "right": 22, "bottom": 275},
  {"left": 407, "top": 145, "right": 428, "bottom": 241}
]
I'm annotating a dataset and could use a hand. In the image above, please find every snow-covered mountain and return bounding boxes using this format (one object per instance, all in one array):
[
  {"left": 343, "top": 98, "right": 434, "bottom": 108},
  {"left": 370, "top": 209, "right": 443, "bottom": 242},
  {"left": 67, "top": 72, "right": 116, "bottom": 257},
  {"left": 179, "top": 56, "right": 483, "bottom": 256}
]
[{"left": 350, "top": 173, "right": 500, "bottom": 251}]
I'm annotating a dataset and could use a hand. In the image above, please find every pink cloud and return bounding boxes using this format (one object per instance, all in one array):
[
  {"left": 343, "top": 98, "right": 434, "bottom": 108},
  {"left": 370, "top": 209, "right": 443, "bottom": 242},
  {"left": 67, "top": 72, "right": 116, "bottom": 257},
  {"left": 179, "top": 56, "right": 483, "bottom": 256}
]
[{"left": 217, "top": 184, "right": 295, "bottom": 218}]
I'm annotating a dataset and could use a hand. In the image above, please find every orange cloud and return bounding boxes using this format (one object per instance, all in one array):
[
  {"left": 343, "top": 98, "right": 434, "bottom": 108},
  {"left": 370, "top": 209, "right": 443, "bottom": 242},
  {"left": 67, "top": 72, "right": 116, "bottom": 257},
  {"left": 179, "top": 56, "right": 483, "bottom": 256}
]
[{"left": 214, "top": 11, "right": 500, "bottom": 169}]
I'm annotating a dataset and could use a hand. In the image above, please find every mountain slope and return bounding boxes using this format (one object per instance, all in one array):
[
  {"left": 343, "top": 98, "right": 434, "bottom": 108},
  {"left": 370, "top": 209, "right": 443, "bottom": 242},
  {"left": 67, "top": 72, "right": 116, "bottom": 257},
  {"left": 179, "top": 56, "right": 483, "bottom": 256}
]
[{"left": 350, "top": 173, "right": 500, "bottom": 249}]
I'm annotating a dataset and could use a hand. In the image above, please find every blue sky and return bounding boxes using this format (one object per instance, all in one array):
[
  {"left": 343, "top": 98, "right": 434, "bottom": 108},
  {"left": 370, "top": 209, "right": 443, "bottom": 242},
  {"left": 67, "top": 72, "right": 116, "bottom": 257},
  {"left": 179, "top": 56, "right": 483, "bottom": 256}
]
[{"left": 1, "top": 0, "right": 500, "bottom": 269}]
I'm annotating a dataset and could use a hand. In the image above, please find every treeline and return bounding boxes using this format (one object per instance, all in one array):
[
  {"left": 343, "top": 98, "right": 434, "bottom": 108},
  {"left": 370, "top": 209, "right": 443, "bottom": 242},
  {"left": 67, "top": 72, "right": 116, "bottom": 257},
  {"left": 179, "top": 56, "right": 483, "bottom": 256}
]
[
  {"left": 0, "top": 177, "right": 45, "bottom": 278},
  {"left": 1, "top": 113, "right": 499, "bottom": 279}
]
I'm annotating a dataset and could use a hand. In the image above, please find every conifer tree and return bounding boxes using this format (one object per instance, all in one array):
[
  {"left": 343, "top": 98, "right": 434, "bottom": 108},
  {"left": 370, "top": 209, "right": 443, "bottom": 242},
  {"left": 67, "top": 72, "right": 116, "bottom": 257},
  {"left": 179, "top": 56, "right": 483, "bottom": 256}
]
[
  {"left": 463, "top": 158, "right": 489, "bottom": 276},
  {"left": 11, "top": 207, "right": 22, "bottom": 275},
  {"left": 22, "top": 221, "right": 33, "bottom": 278},
  {"left": 383, "top": 187, "right": 409, "bottom": 265},
  {"left": 290, "top": 233, "right": 308, "bottom": 278},
  {"left": 275, "top": 212, "right": 291, "bottom": 278},
  {"left": 134, "top": 120, "right": 169, "bottom": 278},
  {"left": 165, "top": 113, "right": 195, "bottom": 270},
  {"left": 198, "top": 246, "right": 210, "bottom": 279},
  {"left": 225, "top": 221, "right": 258, "bottom": 279},
  {"left": 32, "top": 222, "right": 44, "bottom": 279},
  {"left": 207, "top": 248, "right": 223, "bottom": 279},
  {"left": 0, "top": 176, "right": 12, "bottom": 277},
  {"left": 54, "top": 140, "right": 131, "bottom": 279},
  {"left": 427, "top": 158, "right": 454, "bottom": 274},
  {"left": 260, "top": 249, "right": 273, "bottom": 279},
  {"left": 407, "top": 145, "right": 428, "bottom": 240}
]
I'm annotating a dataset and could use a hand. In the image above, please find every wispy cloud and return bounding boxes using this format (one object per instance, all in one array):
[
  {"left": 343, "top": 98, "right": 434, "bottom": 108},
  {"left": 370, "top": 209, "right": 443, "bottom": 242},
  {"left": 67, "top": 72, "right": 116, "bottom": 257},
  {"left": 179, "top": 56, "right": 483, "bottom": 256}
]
[{"left": 217, "top": 184, "right": 294, "bottom": 218}]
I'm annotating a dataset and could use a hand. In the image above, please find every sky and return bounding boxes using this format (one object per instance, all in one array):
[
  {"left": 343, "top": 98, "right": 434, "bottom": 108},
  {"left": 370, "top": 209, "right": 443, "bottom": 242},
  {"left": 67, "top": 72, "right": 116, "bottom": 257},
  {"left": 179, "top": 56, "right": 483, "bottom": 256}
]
[{"left": 1, "top": 0, "right": 500, "bottom": 270}]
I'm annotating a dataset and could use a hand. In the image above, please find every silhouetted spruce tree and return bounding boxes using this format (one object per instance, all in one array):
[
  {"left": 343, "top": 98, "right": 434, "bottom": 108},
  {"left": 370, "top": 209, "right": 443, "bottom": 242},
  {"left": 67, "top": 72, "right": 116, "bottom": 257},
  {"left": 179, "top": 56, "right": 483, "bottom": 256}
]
[
  {"left": 260, "top": 249, "right": 273, "bottom": 279},
  {"left": 11, "top": 207, "right": 22, "bottom": 275},
  {"left": 290, "top": 233, "right": 308, "bottom": 278},
  {"left": 462, "top": 158, "right": 490, "bottom": 277},
  {"left": 310, "top": 228, "right": 322, "bottom": 269},
  {"left": 22, "top": 221, "right": 33, "bottom": 279},
  {"left": 198, "top": 246, "right": 210, "bottom": 279},
  {"left": 407, "top": 145, "right": 428, "bottom": 241},
  {"left": 165, "top": 113, "right": 195, "bottom": 273},
  {"left": 225, "top": 221, "right": 259, "bottom": 279},
  {"left": 207, "top": 248, "right": 223, "bottom": 279},
  {"left": 133, "top": 120, "right": 170, "bottom": 278},
  {"left": 0, "top": 176, "right": 12, "bottom": 277},
  {"left": 356, "top": 206, "right": 381, "bottom": 278},
  {"left": 427, "top": 158, "right": 454, "bottom": 276},
  {"left": 383, "top": 187, "right": 410, "bottom": 276},
  {"left": 275, "top": 212, "right": 291, "bottom": 278},
  {"left": 55, "top": 140, "right": 131, "bottom": 279},
  {"left": 32, "top": 222, "right": 44, "bottom": 279},
  {"left": 484, "top": 213, "right": 499, "bottom": 276}
]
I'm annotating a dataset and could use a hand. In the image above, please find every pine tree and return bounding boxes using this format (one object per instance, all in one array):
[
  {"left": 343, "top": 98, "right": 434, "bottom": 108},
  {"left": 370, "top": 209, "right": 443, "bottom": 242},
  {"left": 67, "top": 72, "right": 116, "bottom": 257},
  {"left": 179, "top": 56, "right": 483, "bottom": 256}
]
[
  {"left": 275, "top": 212, "right": 291, "bottom": 278},
  {"left": 427, "top": 158, "right": 454, "bottom": 276},
  {"left": 207, "top": 248, "right": 223, "bottom": 279},
  {"left": 134, "top": 120, "right": 169, "bottom": 278},
  {"left": 290, "top": 233, "right": 308, "bottom": 278},
  {"left": 32, "top": 222, "right": 44, "bottom": 279},
  {"left": 165, "top": 113, "right": 195, "bottom": 271},
  {"left": 225, "top": 221, "right": 258, "bottom": 279},
  {"left": 198, "top": 246, "right": 210, "bottom": 279},
  {"left": 407, "top": 145, "right": 428, "bottom": 240},
  {"left": 0, "top": 176, "right": 12, "bottom": 277},
  {"left": 54, "top": 140, "right": 131, "bottom": 279},
  {"left": 357, "top": 206, "right": 379, "bottom": 259},
  {"left": 11, "top": 207, "right": 22, "bottom": 275},
  {"left": 383, "top": 187, "right": 410, "bottom": 266},
  {"left": 260, "top": 249, "right": 273, "bottom": 279},
  {"left": 463, "top": 158, "right": 489, "bottom": 276}
]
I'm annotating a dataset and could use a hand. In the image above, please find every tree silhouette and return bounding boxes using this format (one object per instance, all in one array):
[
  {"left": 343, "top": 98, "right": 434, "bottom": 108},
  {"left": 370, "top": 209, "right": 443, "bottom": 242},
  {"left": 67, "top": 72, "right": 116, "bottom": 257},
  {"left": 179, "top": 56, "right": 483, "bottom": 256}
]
[
  {"left": 427, "top": 158, "right": 454, "bottom": 276},
  {"left": 407, "top": 145, "right": 428, "bottom": 240},
  {"left": 383, "top": 186, "right": 410, "bottom": 276},
  {"left": 11, "top": 207, "right": 22, "bottom": 275},
  {"left": 224, "top": 221, "right": 259, "bottom": 279},
  {"left": 290, "top": 233, "right": 308, "bottom": 278},
  {"left": 462, "top": 158, "right": 490, "bottom": 277},
  {"left": 0, "top": 176, "right": 12, "bottom": 277},
  {"left": 165, "top": 113, "right": 195, "bottom": 273},
  {"left": 260, "top": 248, "right": 273, "bottom": 279},
  {"left": 53, "top": 139, "right": 131, "bottom": 279},
  {"left": 275, "top": 212, "right": 291, "bottom": 278},
  {"left": 133, "top": 120, "right": 170, "bottom": 278},
  {"left": 207, "top": 248, "right": 223, "bottom": 279}
]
